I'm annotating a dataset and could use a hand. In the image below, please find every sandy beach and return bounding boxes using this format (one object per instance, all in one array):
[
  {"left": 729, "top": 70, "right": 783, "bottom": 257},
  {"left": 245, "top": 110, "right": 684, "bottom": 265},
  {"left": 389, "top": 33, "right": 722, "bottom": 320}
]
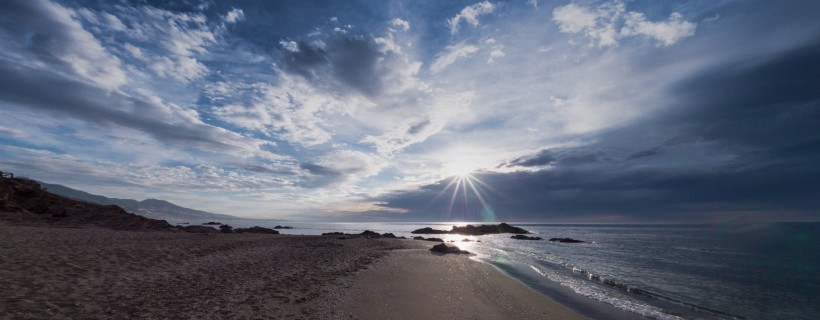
[{"left": 0, "top": 223, "right": 583, "bottom": 319}]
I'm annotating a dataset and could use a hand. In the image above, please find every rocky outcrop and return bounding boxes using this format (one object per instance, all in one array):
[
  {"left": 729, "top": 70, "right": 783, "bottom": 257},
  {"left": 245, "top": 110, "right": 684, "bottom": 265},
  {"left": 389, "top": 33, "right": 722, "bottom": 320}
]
[
  {"left": 413, "top": 236, "right": 444, "bottom": 242},
  {"left": 511, "top": 235, "right": 542, "bottom": 240},
  {"left": 179, "top": 225, "right": 218, "bottom": 233},
  {"left": 409, "top": 227, "right": 450, "bottom": 234},
  {"left": 234, "top": 226, "right": 279, "bottom": 234},
  {"left": 320, "top": 231, "right": 404, "bottom": 239},
  {"left": 0, "top": 176, "right": 172, "bottom": 230},
  {"left": 203, "top": 221, "right": 222, "bottom": 225},
  {"left": 411, "top": 223, "right": 530, "bottom": 235},
  {"left": 430, "top": 243, "right": 469, "bottom": 254},
  {"left": 549, "top": 237, "right": 584, "bottom": 243},
  {"left": 274, "top": 225, "right": 293, "bottom": 229},
  {"left": 359, "top": 230, "right": 380, "bottom": 238}
]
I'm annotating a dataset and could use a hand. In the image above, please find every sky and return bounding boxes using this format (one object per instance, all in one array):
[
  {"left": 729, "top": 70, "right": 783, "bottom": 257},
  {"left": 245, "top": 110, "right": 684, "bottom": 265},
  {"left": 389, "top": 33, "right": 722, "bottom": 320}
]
[{"left": 1, "top": 0, "right": 818, "bottom": 222}]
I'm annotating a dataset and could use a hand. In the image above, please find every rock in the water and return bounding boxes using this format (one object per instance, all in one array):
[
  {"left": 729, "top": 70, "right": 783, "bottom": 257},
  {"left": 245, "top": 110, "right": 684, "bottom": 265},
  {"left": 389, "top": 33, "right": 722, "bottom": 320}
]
[
  {"left": 412, "top": 236, "right": 444, "bottom": 242},
  {"left": 234, "top": 226, "right": 279, "bottom": 234},
  {"left": 203, "top": 221, "right": 221, "bottom": 225},
  {"left": 274, "top": 225, "right": 293, "bottom": 229},
  {"left": 358, "top": 230, "right": 382, "bottom": 238},
  {"left": 549, "top": 237, "right": 584, "bottom": 243},
  {"left": 411, "top": 223, "right": 530, "bottom": 235},
  {"left": 511, "top": 235, "right": 542, "bottom": 240},
  {"left": 410, "top": 227, "right": 450, "bottom": 234},
  {"left": 219, "top": 224, "right": 234, "bottom": 233},
  {"left": 430, "top": 243, "right": 469, "bottom": 254},
  {"left": 181, "top": 225, "right": 218, "bottom": 233},
  {"left": 382, "top": 233, "right": 397, "bottom": 238}
]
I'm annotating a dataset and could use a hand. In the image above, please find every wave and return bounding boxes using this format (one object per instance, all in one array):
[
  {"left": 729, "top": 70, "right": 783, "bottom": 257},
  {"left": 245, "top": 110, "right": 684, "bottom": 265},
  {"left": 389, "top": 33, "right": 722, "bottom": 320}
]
[{"left": 528, "top": 261, "right": 747, "bottom": 320}]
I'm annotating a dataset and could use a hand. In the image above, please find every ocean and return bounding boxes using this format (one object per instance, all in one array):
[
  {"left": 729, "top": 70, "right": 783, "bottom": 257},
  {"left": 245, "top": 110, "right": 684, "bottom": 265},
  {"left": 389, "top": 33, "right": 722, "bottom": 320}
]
[{"left": 212, "top": 221, "right": 820, "bottom": 319}]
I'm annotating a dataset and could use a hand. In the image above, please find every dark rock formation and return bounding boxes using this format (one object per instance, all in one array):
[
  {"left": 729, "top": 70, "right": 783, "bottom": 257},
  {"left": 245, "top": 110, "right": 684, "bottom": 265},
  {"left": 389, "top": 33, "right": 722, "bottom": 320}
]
[
  {"left": 511, "top": 235, "right": 543, "bottom": 240},
  {"left": 203, "top": 221, "right": 222, "bottom": 225},
  {"left": 411, "top": 223, "right": 530, "bottom": 235},
  {"left": 382, "top": 233, "right": 397, "bottom": 238},
  {"left": 430, "top": 243, "right": 469, "bottom": 254},
  {"left": 549, "top": 237, "right": 585, "bottom": 243},
  {"left": 410, "top": 227, "right": 450, "bottom": 234},
  {"left": 180, "top": 225, "right": 218, "bottom": 233},
  {"left": 0, "top": 176, "right": 172, "bottom": 230},
  {"left": 359, "top": 230, "right": 380, "bottom": 238},
  {"left": 234, "top": 226, "right": 279, "bottom": 234},
  {"left": 322, "top": 232, "right": 345, "bottom": 236},
  {"left": 219, "top": 224, "right": 233, "bottom": 233},
  {"left": 412, "top": 236, "right": 444, "bottom": 242},
  {"left": 274, "top": 225, "right": 293, "bottom": 229}
]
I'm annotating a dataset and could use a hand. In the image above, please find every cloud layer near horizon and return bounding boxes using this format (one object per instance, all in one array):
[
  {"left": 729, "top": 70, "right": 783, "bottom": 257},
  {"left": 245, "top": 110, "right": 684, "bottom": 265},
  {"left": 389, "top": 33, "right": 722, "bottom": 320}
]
[{"left": 1, "top": 0, "right": 818, "bottom": 222}]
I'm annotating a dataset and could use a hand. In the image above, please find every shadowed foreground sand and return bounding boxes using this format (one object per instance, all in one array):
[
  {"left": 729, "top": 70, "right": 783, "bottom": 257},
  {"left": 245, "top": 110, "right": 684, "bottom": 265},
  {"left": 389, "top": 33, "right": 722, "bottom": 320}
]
[{"left": 0, "top": 224, "right": 583, "bottom": 319}]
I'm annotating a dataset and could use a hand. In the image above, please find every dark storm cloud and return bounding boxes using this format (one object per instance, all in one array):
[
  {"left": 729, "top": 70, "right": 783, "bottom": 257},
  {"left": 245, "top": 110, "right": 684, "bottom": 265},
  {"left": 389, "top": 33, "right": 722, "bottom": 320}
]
[
  {"left": 367, "top": 34, "right": 820, "bottom": 222},
  {"left": 0, "top": 61, "right": 253, "bottom": 153},
  {"left": 506, "top": 148, "right": 606, "bottom": 167},
  {"left": 278, "top": 35, "right": 396, "bottom": 97}
]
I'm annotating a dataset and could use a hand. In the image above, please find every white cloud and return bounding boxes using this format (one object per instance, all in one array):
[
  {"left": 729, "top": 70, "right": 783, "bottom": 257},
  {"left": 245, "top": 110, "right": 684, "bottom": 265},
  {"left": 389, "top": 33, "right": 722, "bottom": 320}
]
[
  {"left": 552, "top": 1, "right": 696, "bottom": 47},
  {"left": 362, "top": 91, "right": 474, "bottom": 156},
  {"left": 149, "top": 56, "right": 208, "bottom": 83},
  {"left": 224, "top": 8, "right": 245, "bottom": 24},
  {"left": 391, "top": 18, "right": 410, "bottom": 32},
  {"left": 448, "top": 1, "right": 496, "bottom": 35},
  {"left": 85, "top": 5, "right": 221, "bottom": 83},
  {"left": 1, "top": 0, "right": 129, "bottom": 90},
  {"left": 319, "top": 150, "right": 385, "bottom": 179},
  {"left": 430, "top": 43, "right": 480, "bottom": 73},
  {"left": 279, "top": 40, "right": 299, "bottom": 52},
  {"left": 488, "top": 47, "right": 506, "bottom": 63},
  {"left": 528, "top": 0, "right": 538, "bottom": 9},
  {"left": 622, "top": 12, "right": 697, "bottom": 47},
  {"left": 209, "top": 73, "right": 371, "bottom": 147}
]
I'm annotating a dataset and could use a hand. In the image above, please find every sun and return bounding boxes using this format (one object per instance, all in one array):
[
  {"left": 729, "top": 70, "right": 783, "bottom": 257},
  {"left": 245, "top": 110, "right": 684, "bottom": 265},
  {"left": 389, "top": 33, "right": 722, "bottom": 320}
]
[{"left": 442, "top": 159, "right": 479, "bottom": 178}]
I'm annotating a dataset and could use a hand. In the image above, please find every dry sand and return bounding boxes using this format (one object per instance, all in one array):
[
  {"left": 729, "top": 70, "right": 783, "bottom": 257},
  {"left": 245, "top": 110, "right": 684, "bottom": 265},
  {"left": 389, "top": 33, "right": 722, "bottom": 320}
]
[{"left": 1, "top": 224, "right": 585, "bottom": 319}]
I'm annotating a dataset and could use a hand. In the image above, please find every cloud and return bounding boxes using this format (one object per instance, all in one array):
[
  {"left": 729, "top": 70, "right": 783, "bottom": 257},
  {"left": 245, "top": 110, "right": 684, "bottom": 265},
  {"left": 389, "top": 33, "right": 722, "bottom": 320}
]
[
  {"left": 0, "top": 0, "right": 128, "bottom": 89},
  {"left": 361, "top": 91, "right": 474, "bottom": 156},
  {"left": 430, "top": 42, "right": 480, "bottom": 73},
  {"left": 621, "top": 12, "right": 696, "bottom": 46},
  {"left": 0, "top": 61, "right": 269, "bottom": 156},
  {"left": 277, "top": 33, "right": 426, "bottom": 97},
  {"left": 224, "top": 8, "right": 245, "bottom": 24},
  {"left": 208, "top": 75, "right": 347, "bottom": 147},
  {"left": 391, "top": 18, "right": 410, "bottom": 32},
  {"left": 361, "top": 32, "right": 820, "bottom": 222},
  {"left": 280, "top": 40, "right": 299, "bottom": 52},
  {"left": 74, "top": 3, "right": 223, "bottom": 84},
  {"left": 487, "top": 47, "right": 505, "bottom": 63},
  {"left": 552, "top": 1, "right": 696, "bottom": 47},
  {"left": 448, "top": 1, "right": 496, "bottom": 35}
]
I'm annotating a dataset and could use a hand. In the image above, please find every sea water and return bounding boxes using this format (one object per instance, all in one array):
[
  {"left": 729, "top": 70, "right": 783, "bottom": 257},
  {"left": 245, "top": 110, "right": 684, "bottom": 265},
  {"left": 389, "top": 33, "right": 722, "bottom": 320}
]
[{"left": 211, "top": 221, "right": 820, "bottom": 319}]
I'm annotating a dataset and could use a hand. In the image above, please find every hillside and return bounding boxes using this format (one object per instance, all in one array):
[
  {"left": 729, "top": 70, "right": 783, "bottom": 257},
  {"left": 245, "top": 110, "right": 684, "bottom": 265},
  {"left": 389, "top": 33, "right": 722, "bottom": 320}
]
[
  {"left": 39, "top": 182, "right": 241, "bottom": 222},
  {"left": 0, "top": 176, "right": 171, "bottom": 230}
]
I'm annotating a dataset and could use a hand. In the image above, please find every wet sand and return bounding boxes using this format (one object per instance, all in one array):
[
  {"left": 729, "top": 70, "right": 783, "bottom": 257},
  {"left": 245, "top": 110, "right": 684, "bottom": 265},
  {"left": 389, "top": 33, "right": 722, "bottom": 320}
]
[
  {"left": 0, "top": 224, "right": 584, "bottom": 319},
  {"left": 326, "top": 245, "right": 584, "bottom": 320}
]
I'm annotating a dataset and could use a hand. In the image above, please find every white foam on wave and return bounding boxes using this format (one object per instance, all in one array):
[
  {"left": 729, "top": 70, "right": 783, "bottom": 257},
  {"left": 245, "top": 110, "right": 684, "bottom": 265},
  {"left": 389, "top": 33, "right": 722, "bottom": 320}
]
[{"left": 528, "top": 264, "right": 684, "bottom": 320}]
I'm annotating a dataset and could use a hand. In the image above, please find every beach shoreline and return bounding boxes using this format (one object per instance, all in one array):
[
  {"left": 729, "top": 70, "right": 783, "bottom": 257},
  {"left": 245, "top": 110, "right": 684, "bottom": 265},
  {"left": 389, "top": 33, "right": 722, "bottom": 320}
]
[{"left": 0, "top": 223, "right": 588, "bottom": 319}]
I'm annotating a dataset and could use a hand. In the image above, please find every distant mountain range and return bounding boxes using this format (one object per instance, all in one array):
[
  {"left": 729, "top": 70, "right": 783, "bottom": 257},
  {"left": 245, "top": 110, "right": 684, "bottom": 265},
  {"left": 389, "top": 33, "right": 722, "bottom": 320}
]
[{"left": 39, "top": 182, "right": 242, "bottom": 223}]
